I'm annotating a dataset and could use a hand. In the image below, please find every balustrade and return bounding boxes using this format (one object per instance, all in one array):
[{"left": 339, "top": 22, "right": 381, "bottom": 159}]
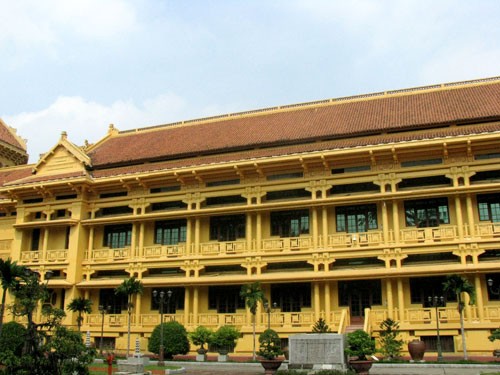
[{"left": 261, "top": 236, "right": 313, "bottom": 252}]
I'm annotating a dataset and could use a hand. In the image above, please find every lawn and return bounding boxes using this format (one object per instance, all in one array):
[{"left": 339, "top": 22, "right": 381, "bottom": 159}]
[{"left": 89, "top": 362, "right": 180, "bottom": 375}]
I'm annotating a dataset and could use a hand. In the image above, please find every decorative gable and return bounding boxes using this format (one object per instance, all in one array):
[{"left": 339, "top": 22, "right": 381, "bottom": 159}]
[{"left": 33, "top": 131, "right": 91, "bottom": 176}]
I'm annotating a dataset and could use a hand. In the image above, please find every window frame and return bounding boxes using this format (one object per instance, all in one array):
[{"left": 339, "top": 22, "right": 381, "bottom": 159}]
[
  {"left": 477, "top": 194, "right": 500, "bottom": 222},
  {"left": 154, "top": 220, "right": 187, "bottom": 245},
  {"left": 335, "top": 204, "right": 378, "bottom": 233},
  {"left": 209, "top": 215, "right": 246, "bottom": 241},
  {"left": 103, "top": 224, "right": 132, "bottom": 248},
  {"left": 270, "top": 210, "right": 310, "bottom": 238},
  {"left": 404, "top": 198, "right": 450, "bottom": 228}
]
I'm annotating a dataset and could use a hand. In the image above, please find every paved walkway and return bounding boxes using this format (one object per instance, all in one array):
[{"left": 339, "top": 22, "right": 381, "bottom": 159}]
[{"left": 168, "top": 361, "right": 500, "bottom": 375}]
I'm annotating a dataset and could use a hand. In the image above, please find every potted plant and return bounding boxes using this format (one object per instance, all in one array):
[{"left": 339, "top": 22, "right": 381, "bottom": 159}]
[
  {"left": 257, "top": 329, "right": 283, "bottom": 375},
  {"left": 189, "top": 326, "right": 213, "bottom": 361},
  {"left": 211, "top": 325, "right": 240, "bottom": 361},
  {"left": 345, "top": 329, "right": 375, "bottom": 375},
  {"left": 378, "top": 318, "right": 403, "bottom": 361}
]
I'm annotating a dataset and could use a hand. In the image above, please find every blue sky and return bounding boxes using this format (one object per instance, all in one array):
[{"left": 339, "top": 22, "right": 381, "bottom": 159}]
[{"left": 1, "top": 0, "right": 499, "bottom": 162}]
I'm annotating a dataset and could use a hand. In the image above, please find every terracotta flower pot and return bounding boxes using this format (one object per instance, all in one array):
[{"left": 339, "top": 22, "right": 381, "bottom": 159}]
[
  {"left": 349, "top": 359, "right": 373, "bottom": 375},
  {"left": 259, "top": 359, "right": 283, "bottom": 375}
]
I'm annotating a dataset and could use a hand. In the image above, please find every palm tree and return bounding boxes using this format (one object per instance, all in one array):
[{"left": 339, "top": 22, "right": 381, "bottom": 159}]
[
  {"left": 67, "top": 296, "right": 92, "bottom": 332},
  {"left": 0, "top": 258, "right": 25, "bottom": 337},
  {"left": 240, "top": 282, "right": 266, "bottom": 360},
  {"left": 115, "top": 276, "right": 143, "bottom": 357},
  {"left": 442, "top": 274, "right": 476, "bottom": 360}
]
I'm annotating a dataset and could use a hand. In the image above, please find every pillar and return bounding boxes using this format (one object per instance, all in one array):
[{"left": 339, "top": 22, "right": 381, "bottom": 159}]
[
  {"left": 397, "top": 278, "right": 405, "bottom": 322},
  {"left": 386, "top": 279, "right": 394, "bottom": 319}
]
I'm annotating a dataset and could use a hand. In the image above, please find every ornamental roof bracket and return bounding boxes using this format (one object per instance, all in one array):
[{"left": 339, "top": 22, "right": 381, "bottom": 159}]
[
  {"left": 369, "top": 150, "right": 377, "bottom": 166},
  {"left": 234, "top": 165, "right": 244, "bottom": 178},
  {"left": 391, "top": 147, "right": 399, "bottom": 164},
  {"left": 320, "top": 154, "right": 330, "bottom": 170},
  {"left": 466, "top": 139, "right": 473, "bottom": 158},
  {"left": 299, "top": 157, "right": 309, "bottom": 173},
  {"left": 253, "top": 163, "right": 264, "bottom": 178},
  {"left": 192, "top": 170, "right": 204, "bottom": 183},
  {"left": 443, "top": 142, "right": 449, "bottom": 159}
]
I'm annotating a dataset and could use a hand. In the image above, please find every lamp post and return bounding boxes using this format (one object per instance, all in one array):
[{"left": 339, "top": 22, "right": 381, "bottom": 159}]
[
  {"left": 264, "top": 301, "right": 277, "bottom": 330},
  {"left": 428, "top": 296, "right": 444, "bottom": 362},
  {"left": 153, "top": 289, "right": 172, "bottom": 366},
  {"left": 99, "top": 304, "right": 111, "bottom": 355},
  {"left": 487, "top": 278, "right": 500, "bottom": 296}
]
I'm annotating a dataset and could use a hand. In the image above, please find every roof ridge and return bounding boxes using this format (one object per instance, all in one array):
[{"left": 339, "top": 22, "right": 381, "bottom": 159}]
[{"left": 116, "top": 75, "right": 500, "bottom": 136}]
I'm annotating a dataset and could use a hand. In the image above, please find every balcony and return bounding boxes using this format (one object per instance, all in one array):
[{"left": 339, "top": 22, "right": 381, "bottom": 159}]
[
  {"left": 400, "top": 225, "right": 457, "bottom": 243},
  {"left": 261, "top": 236, "right": 313, "bottom": 252},
  {"left": 20, "top": 248, "right": 68, "bottom": 263},
  {"left": 85, "top": 247, "right": 131, "bottom": 262},
  {"left": 142, "top": 244, "right": 186, "bottom": 258},
  {"left": 200, "top": 240, "right": 247, "bottom": 256},
  {"left": 476, "top": 222, "right": 500, "bottom": 238},
  {"left": 326, "top": 230, "right": 385, "bottom": 248}
]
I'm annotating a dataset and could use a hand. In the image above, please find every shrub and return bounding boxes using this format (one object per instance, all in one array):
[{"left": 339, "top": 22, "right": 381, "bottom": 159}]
[
  {"left": 311, "top": 318, "right": 332, "bottom": 333},
  {"left": 258, "top": 328, "right": 282, "bottom": 360},
  {"left": 378, "top": 318, "right": 404, "bottom": 360},
  {"left": 189, "top": 326, "right": 213, "bottom": 351},
  {"left": 148, "top": 321, "right": 190, "bottom": 359},
  {"left": 211, "top": 325, "right": 240, "bottom": 353},
  {"left": 489, "top": 328, "right": 500, "bottom": 342},
  {"left": 345, "top": 329, "right": 375, "bottom": 361},
  {"left": 0, "top": 321, "right": 26, "bottom": 356}
]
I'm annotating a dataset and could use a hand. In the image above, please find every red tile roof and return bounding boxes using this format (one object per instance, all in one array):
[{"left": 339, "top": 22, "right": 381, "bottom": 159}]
[
  {"left": 88, "top": 79, "right": 500, "bottom": 167},
  {"left": 0, "top": 119, "right": 26, "bottom": 151}
]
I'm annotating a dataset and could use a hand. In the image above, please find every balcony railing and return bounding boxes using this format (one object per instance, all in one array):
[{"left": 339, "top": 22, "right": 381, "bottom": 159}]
[
  {"left": 400, "top": 226, "right": 457, "bottom": 243},
  {"left": 87, "top": 313, "right": 134, "bottom": 327},
  {"left": 85, "top": 247, "right": 130, "bottom": 261},
  {"left": 327, "top": 230, "right": 385, "bottom": 248},
  {"left": 261, "top": 236, "right": 313, "bottom": 252},
  {"left": 476, "top": 222, "right": 500, "bottom": 238},
  {"left": 200, "top": 240, "right": 247, "bottom": 256},
  {"left": 142, "top": 244, "right": 186, "bottom": 258},
  {"left": 140, "top": 313, "right": 183, "bottom": 326}
]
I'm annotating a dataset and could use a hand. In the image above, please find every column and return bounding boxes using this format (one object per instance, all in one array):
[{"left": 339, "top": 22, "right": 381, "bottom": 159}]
[
  {"left": 382, "top": 202, "right": 389, "bottom": 243},
  {"left": 386, "top": 279, "right": 394, "bottom": 319},
  {"left": 465, "top": 194, "right": 475, "bottom": 237},
  {"left": 474, "top": 275, "right": 484, "bottom": 321},
  {"left": 138, "top": 223, "right": 145, "bottom": 258},
  {"left": 397, "top": 278, "right": 405, "bottom": 322},
  {"left": 314, "top": 282, "right": 321, "bottom": 321},
  {"left": 392, "top": 201, "right": 400, "bottom": 244},
  {"left": 455, "top": 196, "right": 464, "bottom": 239},
  {"left": 184, "top": 287, "right": 191, "bottom": 326},
  {"left": 194, "top": 218, "right": 200, "bottom": 255},
  {"left": 193, "top": 287, "right": 199, "bottom": 325},
  {"left": 135, "top": 293, "right": 141, "bottom": 327},
  {"left": 256, "top": 213, "right": 262, "bottom": 251},
  {"left": 42, "top": 228, "right": 49, "bottom": 261},
  {"left": 131, "top": 223, "right": 137, "bottom": 258},
  {"left": 324, "top": 282, "right": 331, "bottom": 324},
  {"left": 312, "top": 208, "right": 318, "bottom": 248},
  {"left": 322, "top": 207, "right": 328, "bottom": 247},
  {"left": 186, "top": 218, "right": 192, "bottom": 255},
  {"left": 246, "top": 213, "right": 253, "bottom": 251}
]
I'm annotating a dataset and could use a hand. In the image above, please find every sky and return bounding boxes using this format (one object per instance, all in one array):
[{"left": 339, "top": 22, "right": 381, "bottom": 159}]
[{"left": 0, "top": 0, "right": 499, "bottom": 163}]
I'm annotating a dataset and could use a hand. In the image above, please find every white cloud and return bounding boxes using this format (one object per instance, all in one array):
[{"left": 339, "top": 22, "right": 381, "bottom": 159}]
[{"left": 3, "top": 93, "right": 188, "bottom": 163}]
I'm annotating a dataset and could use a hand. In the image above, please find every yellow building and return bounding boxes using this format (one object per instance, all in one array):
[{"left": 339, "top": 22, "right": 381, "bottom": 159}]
[{"left": 1, "top": 77, "right": 500, "bottom": 357}]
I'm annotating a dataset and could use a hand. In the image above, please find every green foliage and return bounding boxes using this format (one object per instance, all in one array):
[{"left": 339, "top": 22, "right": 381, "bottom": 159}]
[
  {"left": 0, "top": 321, "right": 26, "bottom": 357},
  {"left": 489, "top": 328, "right": 500, "bottom": 342},
  {"left": 257, "top": 328, "right": 282, "bottom": 360},
  {"left": 378, "top": 318, "right": 404, "bottom": 360},
  {"left": 67, "top": 296, "right": 93, "bottom": 331},
  {"left": 240, "top": 282, "right": 266, "bottom": 315},
  {"left": 345, "top": 329, "right": 375, "bottom": 361},
  {"left": 114, "top": 276, "right": 144, "bottom": 306},
  {"left": 211, "top": 325, "right": 240, "bottom": 352},
  {"left": 189, "top": 326, "right": 213, "bottom": 350},
  {"left": 0, "top": 267, "right": 95, "bottom": 374},
  {"left": 148, "top": 321, "right": 189, "bottom": 360},
  {"left": 0, "top": 258, "right": 25, "bottom": 337},
  {"left": 312, "top": 318, "right": 332, "bottom": 333},
  {"left": 442, "top": 274, "right": 476, "bottom": 311}
]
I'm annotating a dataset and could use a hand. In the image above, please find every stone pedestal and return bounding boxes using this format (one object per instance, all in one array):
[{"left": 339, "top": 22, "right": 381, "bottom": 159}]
[
  {"left": 117, "top": 357, "right": 145, "bottom": 374},
  {"left": 289, "top": 333, "right": 346, "bottom": 370}
]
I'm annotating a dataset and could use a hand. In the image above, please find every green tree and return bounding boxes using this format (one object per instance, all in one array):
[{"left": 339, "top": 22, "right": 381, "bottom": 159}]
[
  {"left": 0, "top": 258, "right": 25, "bottom": 337},
  {"left": 312, "top": 318, "right": 332, "bottom": 333},
  {"left": 240, "top": 282, "right": 266, "bottom": 360},
  {"left": 115, "top": 276, "right": 143, "bottom": 357},
  {"left": 148, "top": 321, "right": 189, "bottom": 359},
  {"left": 0, "top": 321, "right": 26, "bottom": 357},
  {"left": 257, "top": 328, "right": 282, "bottom": 360},
  {"left": 442, "top": 274, "right": 476, "bottom": 360},
  {"left": 189, "top": 326, "right": 213, "bottom": 352},
  {"left": 211, "top": 325, "right": 240, "bottom": 353},
  {"left": 378, "top": 318, "right": 403, "bottom": 360},
  {"left": 67, "top": 296, "right": 92, "bottom": 332}
]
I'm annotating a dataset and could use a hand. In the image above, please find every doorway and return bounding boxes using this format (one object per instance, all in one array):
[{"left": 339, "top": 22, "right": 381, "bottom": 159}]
[{"left": 338, "top": 280, "right": 382, "bottom": 319}]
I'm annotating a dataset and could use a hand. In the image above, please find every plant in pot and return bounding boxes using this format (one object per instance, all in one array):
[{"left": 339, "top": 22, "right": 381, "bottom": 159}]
[
  {"left": 257, "top": 328, "right": 283, "bottom": 375},
  {"left": 211, "top": 325, "right": 240, "bottom": 360},
  {"left": 345, "top": 329, "right": 375, "bottom": 375},
  {"left": 378, "top": 318, "right": 403, "bottom": 361},
  {"left": 189, "top": 326, "right": 213, "bottom": 360}
]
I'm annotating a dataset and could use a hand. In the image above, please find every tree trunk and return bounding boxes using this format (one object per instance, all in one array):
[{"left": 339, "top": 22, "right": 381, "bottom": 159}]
[
  {"left": 0, "top": 288, "right": 7, "bottom": 337},
  {"left": 252, "top": 314, "right": 256, "bottom": 361},
  {"left": 459, "top": 307, "right": 468, "bottom": 360}
]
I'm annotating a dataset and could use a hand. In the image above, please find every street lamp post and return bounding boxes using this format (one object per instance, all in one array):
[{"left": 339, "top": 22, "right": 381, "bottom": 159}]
[
  {"left": 264, "top": 301, "right": 277, "bottom": 330},
  {"left": 99, "top": 304, "right": 111, "bottom": 355},
  {"left": 153, "top": 289, "right": 172, "bottom": 366},
  {"left": 428, "top": 296, "right": 444, "bottom": 362},
  {"left": 487, "top": 278, "right": 500, "bottom": 296}
]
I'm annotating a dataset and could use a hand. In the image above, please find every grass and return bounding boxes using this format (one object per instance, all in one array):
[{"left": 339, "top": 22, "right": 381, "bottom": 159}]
[{"left": 89, "top": 362, "right": 180, "bottom": 375}]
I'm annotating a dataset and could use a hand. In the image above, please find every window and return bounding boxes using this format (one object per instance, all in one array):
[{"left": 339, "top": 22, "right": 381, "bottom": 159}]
[
  {"left": 266, "top": 189, "right": 310, "bottom": 201},
  {"left": 100, "top": 206, "right": 133, "bottom": 216},
  {"left": 155, "top": 220, "right": 186, "bottom": 245},
  {"left": 267, "top": 172, "right": 303, "bottom": 181},
  {"left": 486, "top": 273, "right": 500, "bottom": 301},
  {"left": 409, "top": 276, "right": 455, "bottom": 305},
  {"left": 404, "top": 198, "right": 449, "bottom": 228},
  {"left": 210, "top": 215, "right": 245, "bottom": 241},
  {"left": 330, "top": 182, "right": 378, "bottom": 195},
  {"left": 206, "top": 178, "right": 240, "bottom": 187},
  {"left": 99, "top": 289, "right": 127, "bottom": 314},
  {"left": 401, "top": 158, "right": 442, "bottom": 167},
  {"left": 271, "top": 283, "right": 311, "bottom": 312},
  {"left": 151, "top": 201, "right": 187, "bottom": 211},
  {"left": 31, "top": 228, "right": 41, "bottom": 251},
  {"left": 150, "top": 185, "right": 181, "bottom": 193},
  {"left": 205, "top": 195, "right": 246, "bottom": 206},
  {"left": 332, "top": 165, "right": 371, "bottom": 174},
  {"left": 478, "top": 194, "right": 500, "bottom": 222},
  {"left": 99, "top": 191, "right": 127, "bottom": 198},
  {"left": 336, "top": 204, "right": 378, "bottom": 233},
  {"left": 103, "top": 224, "right": 132, "bottom": 248},
  {"left": 398, "top": 176, "right": 450, "bottom": 189},
  {"left": 271, "top": 210, "right": 309, "bottom": 237},
  {"left": 208, "top": 286, "right": 245, "bottom": 313}
]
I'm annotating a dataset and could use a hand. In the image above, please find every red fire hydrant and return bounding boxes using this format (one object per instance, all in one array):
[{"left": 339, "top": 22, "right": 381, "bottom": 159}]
[{"left": 106, "top": 352, "right": 115, "bottom": 375}]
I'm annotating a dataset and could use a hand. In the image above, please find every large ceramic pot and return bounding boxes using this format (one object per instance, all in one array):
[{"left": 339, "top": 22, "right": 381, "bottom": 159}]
[
  {"left": 349, "top": 360, "right": 373, "bottom": 375},
  {"left": 408, "top": 339, "right": 426, "bottom": 362},
  {"left": 259, "top": 359, "right": 283, "bottom": 375}
]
